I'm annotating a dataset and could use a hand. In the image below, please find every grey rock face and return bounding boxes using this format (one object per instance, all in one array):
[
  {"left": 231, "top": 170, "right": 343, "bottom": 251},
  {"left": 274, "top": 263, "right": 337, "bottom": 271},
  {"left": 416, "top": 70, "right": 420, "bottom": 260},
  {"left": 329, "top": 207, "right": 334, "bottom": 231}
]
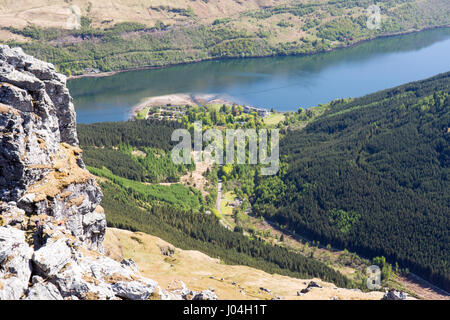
[
  {"left": 0, "top": 44, "right": 103, "bottom": 250},
  {"left": 0, "top": 227, "right": 33, "bottom": 299},
  {"left": 0, "top": 45, "right": 77, "bottom": 146},
  {"left": 0, "top": 45, "right": 216, "bottom": 300},
  {"left": 32, "top": 238, "right": 72, "bottom": 276},
  {"left": 26, "top": 276, "right": 64, "bottom": 300}
]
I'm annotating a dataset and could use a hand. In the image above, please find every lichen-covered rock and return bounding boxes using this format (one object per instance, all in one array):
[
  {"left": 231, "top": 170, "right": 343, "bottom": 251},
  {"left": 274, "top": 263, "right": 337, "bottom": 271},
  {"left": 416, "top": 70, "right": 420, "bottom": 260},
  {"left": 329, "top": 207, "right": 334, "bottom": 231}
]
[
  {"left": 0, "top": 44, "right": 103, "bottom": 251},
  {"left": 0, "top": 45, "right": 214, "bottom": 300},
  {"left": 32, "top": 238, "right": 72, "bottom": 276},
  {"left": 25, "top": 276, "right": 64, "bottom": 300},
  {"left": 112, "top": 280, "right": 158, "bottom": 300},
  {"left": 0, "top": 226, "right": 33, "bottom": 299}
]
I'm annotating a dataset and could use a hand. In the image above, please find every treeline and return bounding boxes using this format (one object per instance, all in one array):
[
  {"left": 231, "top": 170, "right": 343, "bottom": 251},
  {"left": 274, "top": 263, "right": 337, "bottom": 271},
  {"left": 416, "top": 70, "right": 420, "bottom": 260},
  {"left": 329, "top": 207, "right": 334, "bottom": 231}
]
[
  {"left": 78, "top": 120, "right": 191, "bottom": 183},
  {"left": 82, "top": 147, "right": 148, "bottom": 182},
  {"left": 100, "top": 179, "right": 352, "bottom": 288},
  {"left": 88, "top": 166, "right": 204, "bottom": 213},
  {"left": 253, "top": 72, "right": 450, "bottom": 290},
  {"left": 81, "top": 146, "right": 190, "bottom": 183},
  {"left": 77, "top": 119, "right": 182, "bottom": 151}
]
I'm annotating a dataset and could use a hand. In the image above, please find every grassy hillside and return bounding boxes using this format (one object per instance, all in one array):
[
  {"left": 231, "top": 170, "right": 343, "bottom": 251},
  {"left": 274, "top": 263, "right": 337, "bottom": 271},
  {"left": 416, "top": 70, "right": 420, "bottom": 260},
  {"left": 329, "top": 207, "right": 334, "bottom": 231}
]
[
  {"left": 104, "top": 227, "right": 390, "bottom": 300},
  {"left": 93, "top": 177, "right": 353, "bottom": 288},
  {"left": 253, "top": 72, "right": 450, "bottom": 290},
  {"left": 77, "top": 121, "right": 354, "bottom": 289},
  {"left": 0, "top": 0, "right": 288, "bottom": 30},
  {"left": 75, "top": 74, "right": 450, "bottom": 296},
  {"left": 1, "top": 0, "right": 449, "bottom": 75}
]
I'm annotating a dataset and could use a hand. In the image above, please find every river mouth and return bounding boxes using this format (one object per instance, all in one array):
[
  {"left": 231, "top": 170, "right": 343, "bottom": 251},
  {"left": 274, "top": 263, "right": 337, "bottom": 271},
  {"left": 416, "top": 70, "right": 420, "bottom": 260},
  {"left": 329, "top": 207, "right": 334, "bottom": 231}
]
[{"left": 68, "top": 28, "right": 450, "bottom": 124}]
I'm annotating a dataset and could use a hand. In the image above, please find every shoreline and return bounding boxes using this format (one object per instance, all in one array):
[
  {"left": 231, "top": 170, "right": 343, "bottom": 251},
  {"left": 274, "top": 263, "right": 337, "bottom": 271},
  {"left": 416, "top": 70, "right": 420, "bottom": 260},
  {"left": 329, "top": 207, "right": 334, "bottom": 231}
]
[
  {"left": 67, "top": 25, "right": 450, "bottom": 81},
  {"left": 130, "top": 93, "right": 253, "bottom": 120}
]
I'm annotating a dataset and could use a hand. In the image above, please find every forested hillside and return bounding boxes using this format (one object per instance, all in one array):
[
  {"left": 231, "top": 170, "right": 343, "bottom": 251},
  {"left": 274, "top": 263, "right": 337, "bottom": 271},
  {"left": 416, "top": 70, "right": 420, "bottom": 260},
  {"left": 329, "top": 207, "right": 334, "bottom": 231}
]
[
  {"left": 78, "top": 119, "right": 181, "bottom": 151},
  {"left": 76, "top": 119, "right": 353, "bottom": 289},
  {"left": 76, "top": 74, "right": 450, "bottom": 292},
  {"left": 77, "top": 120, "right": 194, "bottom": 183},
  {"left": 253, "top": 72, "right": 450, "bottom": 290},
  {"left": 1, "top": 0, "right": 449, "bottom": 75},
  {"left": 97, "top": 180, "right": 352, "bottom": 288}
]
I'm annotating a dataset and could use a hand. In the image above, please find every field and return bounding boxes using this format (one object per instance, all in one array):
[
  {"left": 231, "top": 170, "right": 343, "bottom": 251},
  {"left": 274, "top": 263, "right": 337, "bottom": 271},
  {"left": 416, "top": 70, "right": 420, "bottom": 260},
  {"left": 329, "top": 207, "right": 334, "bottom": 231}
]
[
  {"left": 218, "top": 191, "right": 239, "bottom": 231},
  {"left": 87, "top": 166, "right": 204, "bottom": 212},
  {"left": 263, "top": 112, "right": 285, "bottom": 127}
]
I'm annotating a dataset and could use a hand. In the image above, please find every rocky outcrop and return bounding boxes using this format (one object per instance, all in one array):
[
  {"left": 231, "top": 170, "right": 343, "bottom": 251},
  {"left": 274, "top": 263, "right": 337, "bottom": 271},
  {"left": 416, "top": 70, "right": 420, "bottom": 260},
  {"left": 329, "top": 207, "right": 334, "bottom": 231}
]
[
  {"left": 0, "top": 45, "right": 216, "bottom": 300},
  {"left": 297, "top": 281, "right": 323, "bottom": 295},
  {"left": 0, "top": 44, "right": 103, "bottom": 251},
  {"left": 382, "top": 289, "right": 407, "bottom": 300},
  {"left": 0, "top": 226, "right": 33, "bottom": 299},
  {"left": 158, "top": 280, "right": 218, "bottom": 300}
]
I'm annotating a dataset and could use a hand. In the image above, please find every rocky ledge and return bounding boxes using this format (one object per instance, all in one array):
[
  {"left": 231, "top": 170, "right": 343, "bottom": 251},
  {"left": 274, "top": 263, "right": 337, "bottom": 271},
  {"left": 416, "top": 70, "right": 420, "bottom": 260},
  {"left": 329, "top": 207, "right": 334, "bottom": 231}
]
[{"left": 0, "top": 45, "right": 217, "bottom": 300}]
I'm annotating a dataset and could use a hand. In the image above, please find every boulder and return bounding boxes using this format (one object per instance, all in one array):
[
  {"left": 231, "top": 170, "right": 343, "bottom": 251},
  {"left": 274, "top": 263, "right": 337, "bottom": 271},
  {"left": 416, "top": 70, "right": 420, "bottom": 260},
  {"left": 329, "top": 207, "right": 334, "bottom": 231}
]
[
  {"left": 32, "top": 238, "right": 72, "bottom": 276},
  {"left": 25, "top": 276, "right": 63, "bottom": 300},
  {"left": 382, "top": 290, "right": 407, "bottom": 300},
  {"left": 260, "top": 287, "right": 271, "bottom": 293},
  {"left": 112, "top": 280, "right": 158, "bottom": 300},
  {"left": 193, "top": 290, "right": 218, "bottom": 300},
  {"left": 307, "top": 281, "right": 322, "bottom": 289}
]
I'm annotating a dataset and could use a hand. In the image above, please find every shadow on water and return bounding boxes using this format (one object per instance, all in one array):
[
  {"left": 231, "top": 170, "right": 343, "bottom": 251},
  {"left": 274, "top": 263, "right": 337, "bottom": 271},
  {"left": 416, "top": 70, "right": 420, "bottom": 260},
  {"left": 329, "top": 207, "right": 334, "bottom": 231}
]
[{"left": 68, "top": 28, "right": 450, "bottom": 124}]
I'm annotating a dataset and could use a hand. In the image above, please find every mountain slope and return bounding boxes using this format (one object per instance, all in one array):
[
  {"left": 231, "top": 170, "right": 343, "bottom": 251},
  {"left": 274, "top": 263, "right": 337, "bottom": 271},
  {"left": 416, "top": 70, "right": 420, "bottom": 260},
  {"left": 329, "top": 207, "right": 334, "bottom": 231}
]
[
  {"left": 1, "top": 0, "right": 449, "bottom": 76},
  {"left": 0, "top": 44, "right": 214, "bottom": 300},
  {"left": 253, "top": 72, "right": 450, "bottom": 290},
  {"left": 104, "top": 227, "right": 392, "bottom": 300}
]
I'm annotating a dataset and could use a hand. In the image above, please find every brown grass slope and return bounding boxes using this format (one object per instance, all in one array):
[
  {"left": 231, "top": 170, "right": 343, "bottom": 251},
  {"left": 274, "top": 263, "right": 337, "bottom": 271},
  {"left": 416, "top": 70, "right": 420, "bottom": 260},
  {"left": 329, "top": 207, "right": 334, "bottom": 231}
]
[
  {"left": 0, "top": 0, "right": 296, "bottom": 30},
  {"left": 104, "top": 227, "right": 394, "bottom": 300}
]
